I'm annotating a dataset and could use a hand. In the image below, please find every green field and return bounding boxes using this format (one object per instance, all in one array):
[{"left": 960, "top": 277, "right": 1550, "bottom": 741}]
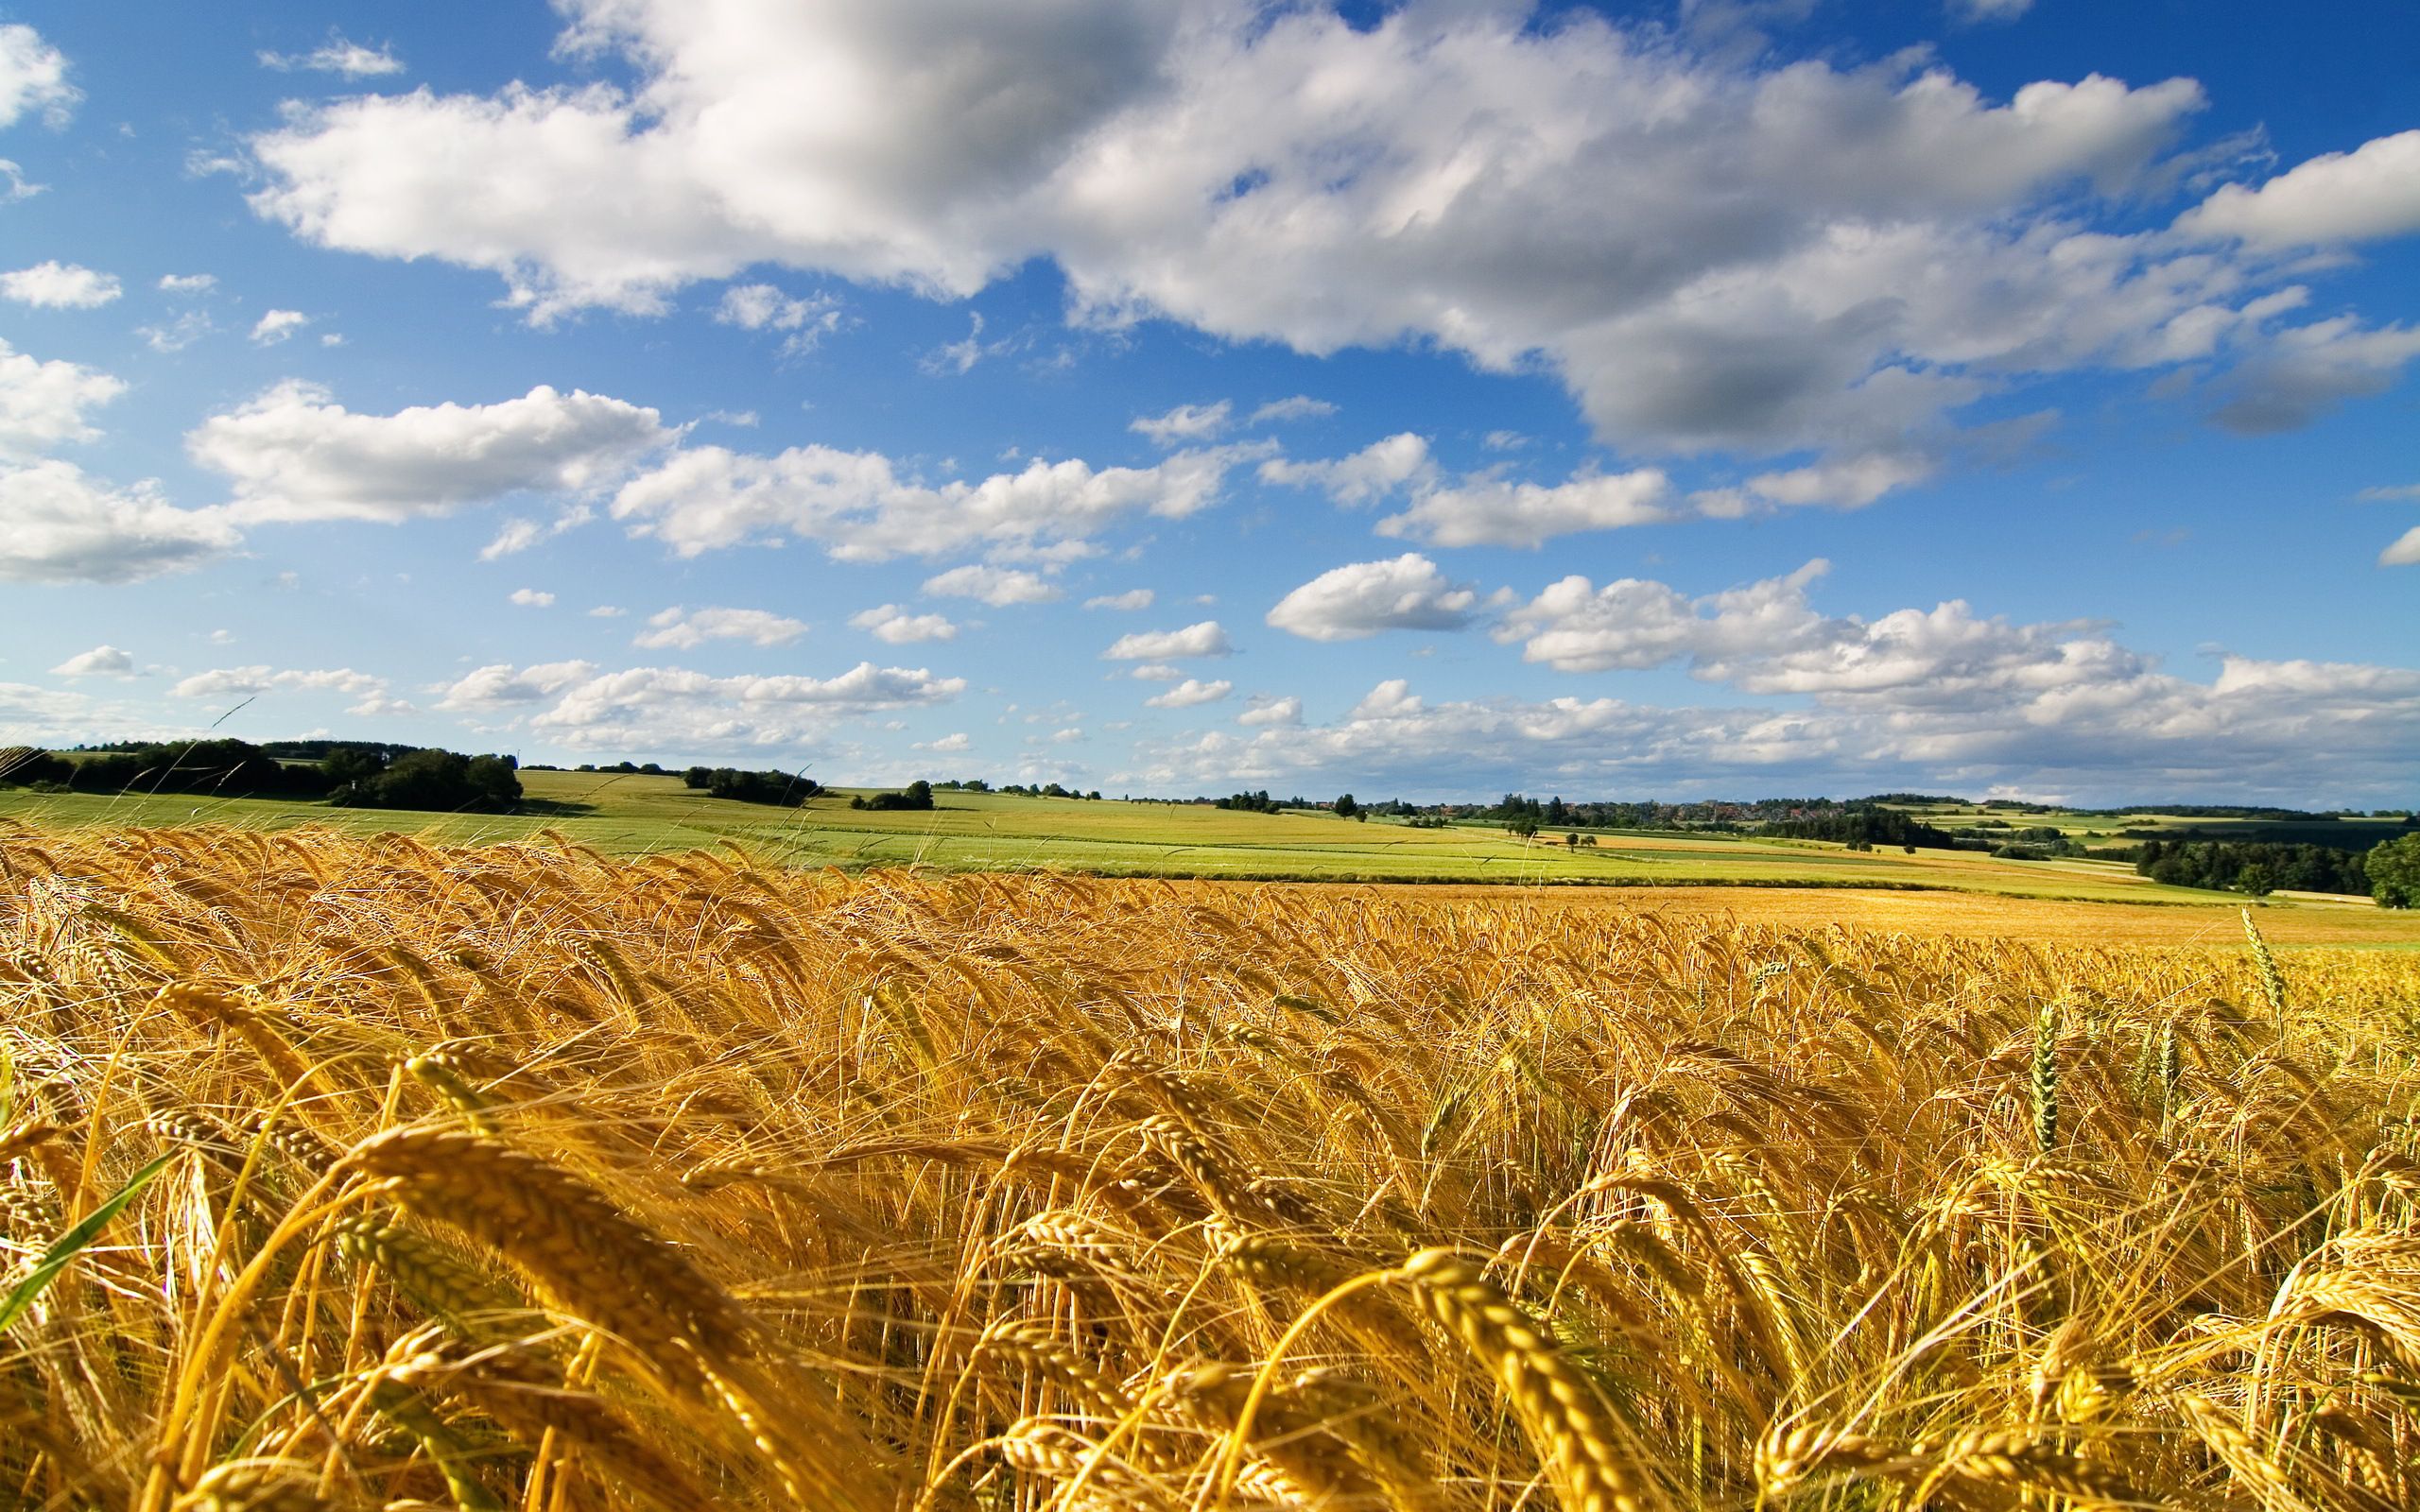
[
  {"left": 0, "top": 768, "right": 2385, "bottom": 906},
  {"left": 1888, "top": 799, "right": 2411, "bottom": 852}
]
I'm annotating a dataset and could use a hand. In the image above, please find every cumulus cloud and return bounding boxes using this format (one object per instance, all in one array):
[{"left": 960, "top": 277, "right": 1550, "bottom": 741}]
[
  {"left": 922, "top": 563, "right": 1062, "bottom": 606},
  {"left": 1102, "top": 621, "right": 1231, "bottom": 661},
  {"left": 1124, "top": 640, "right": 2420, "bottom": 805},
  {"left": 2178, "top": 130, "right": 2420, "bottom": 249},
  {"left": 239, "top": 1, "right": 2406, "bottom": 487},
  {"left": 714, "top": 283, "right": 842, "bottom": 353},
  {"left": 1238, "top": 695, "right": 1302, "bottom": 727},
  {"left": 1376, "top": 469, "right": 1674, "bottom": 548},
  {"left": 1131, "top": 401, "right": 1231, "bottom": 445},
  {"left": 50, "top": 644, "right": 134, "bottom": 678},
  {"left": 1266, "top": 432, "right": 1682, "bottom": 546},
  {"left": 1145, "top": 678, "right": 1231, "bottom": 709},
  {"left": 0, "top": 26, "right": 77, "bottom": 129},
  {"left": 2382, "top": 526, "right": 2420, "bottom": 569},
  {"left": 521, "top": 661, "right": 965, "bottom": 751},
  {"left": 172, "top": 664, "right": 399, "bottom": 715},
  {"left": 506, "top": 588, "right": 552, "bottom": 608},
  {"left": 849, "top": 605, "right": 959, "bottom": 644},
  {"left": 0, "top": 338, "right": 126, "bottom": 460},
  {"left": 250, "top": 309, "right": 310, "bottom": 345},
  {"left": 158, "top": 273, "right": 217, "bottom": 294},
  {"left": 1496, "top": 559, "right": 2171, "bottom": 715},
  {"left": 0, "top": 461, "right": 237, "bottom": 584},
  {"left": 916, "top": 731, "right": 972, "bottom": 752},
  {"left": 613, "top": 441, "right": 1250, "bottom": 562},
  {"left": 2, "top": 261, "right": 121, "bottom": 309},
  {"left": 1266, "top": 554, "right": 1481, "bottom": 642},
  {"left": 436, "top": 660, "right": 597, "bottom": 711},
  {"left": 634, "top": 605, "right": 809, "bottom": 648},
  {"left": 259, "top": 35, "right": 405, "bottom": 77},
  {"left": 190, "top": 381, "right": 675, "bottom": 524},
  {"left": 1259, "top": 434, "right": 1432, "bottom": 507},
  {"left": 2208, "top": 318, "right": 2420, "bottom": 435}
]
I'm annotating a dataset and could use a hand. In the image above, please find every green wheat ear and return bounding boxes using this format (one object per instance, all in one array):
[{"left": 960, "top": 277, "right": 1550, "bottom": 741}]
[
  {"left": 2031, "top": 997, "right": 2061, "bottom": 1153},
  {"left": 2241, "top": 908, "right": 2287, "bottom": 1025}
]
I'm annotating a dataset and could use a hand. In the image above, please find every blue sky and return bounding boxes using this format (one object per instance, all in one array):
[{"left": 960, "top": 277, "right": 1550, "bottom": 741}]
[{"left": 2, "top": 1, "right": 2415, "bottom": 804}]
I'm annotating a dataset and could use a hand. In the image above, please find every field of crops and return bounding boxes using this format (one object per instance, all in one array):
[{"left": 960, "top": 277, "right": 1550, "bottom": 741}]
[
  {"left": 0, "top": 773, "right": 2312, "bottom": 905},
  {"left": 4, "top": 821, "right": 2418, "bottom": 1510}
]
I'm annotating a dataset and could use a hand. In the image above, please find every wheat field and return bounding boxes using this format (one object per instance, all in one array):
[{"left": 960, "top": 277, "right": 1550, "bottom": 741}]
[{"left": 2, "top": 821, "right": 2416, "bottom": 1511}]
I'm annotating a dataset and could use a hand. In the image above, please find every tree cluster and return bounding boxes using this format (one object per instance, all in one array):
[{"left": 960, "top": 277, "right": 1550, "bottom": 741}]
[
  {"left": 851, "top": 781, "right": 935, "bottom": 812},
  {"left": 681, "top": 767, "right": 820, "bottom": 807},
  {"left": 326, "top": 747, "right": 522, "bottom": 812},
  {"left": 2128, "top": 839, "right": 2371, "bottom": 898}
]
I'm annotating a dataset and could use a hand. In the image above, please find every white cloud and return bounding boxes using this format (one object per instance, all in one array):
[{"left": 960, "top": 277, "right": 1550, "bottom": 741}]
[
  {"left": 0, "top": 26, "right": 77, "bottom": 129},
  {"left": 1259, "top": 433, "right": 1432, "bottom": 507},
  {"left": 250, "top": 309, "right": 310, "bottom": 345},
  {"left": 1499, "top": 561, "right": 1836, "bottom": 675},
  {"left": 0, "top": 338, "right": 126, "bottom": 460},
  {"left": 49, "top": 644, "right": 134, "bottom": 678},
  {"left": 1102, "top": 621, "right": 1231, "bottom": 661},
  {"left": 0, "top": 460, "right": 237, "bottom": 584},
  {"left": 508, "top": 661, "right": 965, "bottom": 751},
  {"left": 1125, "top": 642, "right": 2420, "bottom": 805},
  {"left": 1129, "top": 663, "right": 1184, "bottom": 681},
  {"left": 509, "top": 588, "right": 555, "bottom": 608},
  {"left": 2178, "top": 131, "right": 2420, "bottom": 249},
  {"left": 241, "top": 2, "right": 2385, "bottom": 481},
  {"left": 1146, "top": 678, "right": 1230, "bottom": 709},
  {"left": 172, "top": 665, "right": 391, "bottom": 709},
  {"left": 922, "top": 563, "right": 1061, "bottom": 605},
  {"left": 2381, "top": 527, "right": 2420, "bottom": 569},
  {"left": 190, "top": 381, "right": 675, "bottom": 524},
  {"left": 1238, "top": 695, "right": 1302, "bottom": 728},
  {"left": 436, "top": 660, "right": 597, "bottom": 711},
  {"left": 1085, "top": 588, "right": 1154, "bottom": 610},
  {"left": 1948, "top": 0, "right": 2033, "bottom": 22},
  {"left": 849, "top": 604, "right": 959, "bottom": 644},
  {"left": 259, "top": 36, "right": 405, "bottom": 78},
  {"left": 2, "top": 262, "right": 121, "bottom": 309},
  {"left": 0, "top": 160, "right": 41, "bottom": 202},
  {"left": 159, "top": 273, "right": 217, "bottom": 294},
  {"left": 137, "top": 312, "right": 215, "bottom": 352},
  {"left": 613, "top": 441, "right": 1249, "bottom": 562},
  {"left": 715, "top": 283, "right": 842, "bottom": 353},
  {"left": 922, "top": 311, "right": 1003, "bottom": 375},
  {"left": 2357, "top": 484, "right": 2420, "bottom": 503},
  {"left": 916, "top": 731, "right": 972, "bottom": 752},
  {"left": 1248, "top": 395, "right": 1336, "bottom": 425},
  {"left": 1266, "top": 554, "right": 1480, "bottom": 642},
  {"left": 2210, "top": 318, "right": 2420, "bottom": 435},
  {"left": 1375, "top": 468, "right": 1674, "bottom": 549},
  {"left": 1736, "top": 451, "right": 1937, "bottom": 511},
  {"left": 635, "top": 605, "right": 808, "bottom": 648},
  {"left": 1482, "top": 430, "right": 1528, "bottom": 451},
  {"left": 1131, "top": 401, "right": 1231, "bottom": 445},
  {"left": 588, "top": 604, "right": 626, "bottom": 617}
]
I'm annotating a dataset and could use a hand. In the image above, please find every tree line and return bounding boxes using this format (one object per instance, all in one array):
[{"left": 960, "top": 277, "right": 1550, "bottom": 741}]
[
  {"left": 2122, "top": 838, "right": 2375, "bottom": 898},
  {"left": 0, "top": 740, "right": 521, "bottom": 812}
]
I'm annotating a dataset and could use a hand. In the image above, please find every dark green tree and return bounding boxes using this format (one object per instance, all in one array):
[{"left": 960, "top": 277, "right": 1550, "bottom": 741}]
[{"left": 2369, "top": 833, "right": 2420, "bottom": 908}]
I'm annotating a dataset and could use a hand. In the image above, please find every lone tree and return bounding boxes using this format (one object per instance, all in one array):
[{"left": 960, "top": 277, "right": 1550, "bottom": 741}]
[
  {"left": 1332, "top": 793, "right": 1359, "bottom": 819},
  {"left": 2370, "top": 833, "right": 2420, "bottom": 908}
]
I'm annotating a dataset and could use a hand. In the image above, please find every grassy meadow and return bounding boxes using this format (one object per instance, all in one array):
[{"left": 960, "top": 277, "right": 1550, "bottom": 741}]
[{"left": 1, "top": 821, "right": 2417, "bottom": 1510}]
